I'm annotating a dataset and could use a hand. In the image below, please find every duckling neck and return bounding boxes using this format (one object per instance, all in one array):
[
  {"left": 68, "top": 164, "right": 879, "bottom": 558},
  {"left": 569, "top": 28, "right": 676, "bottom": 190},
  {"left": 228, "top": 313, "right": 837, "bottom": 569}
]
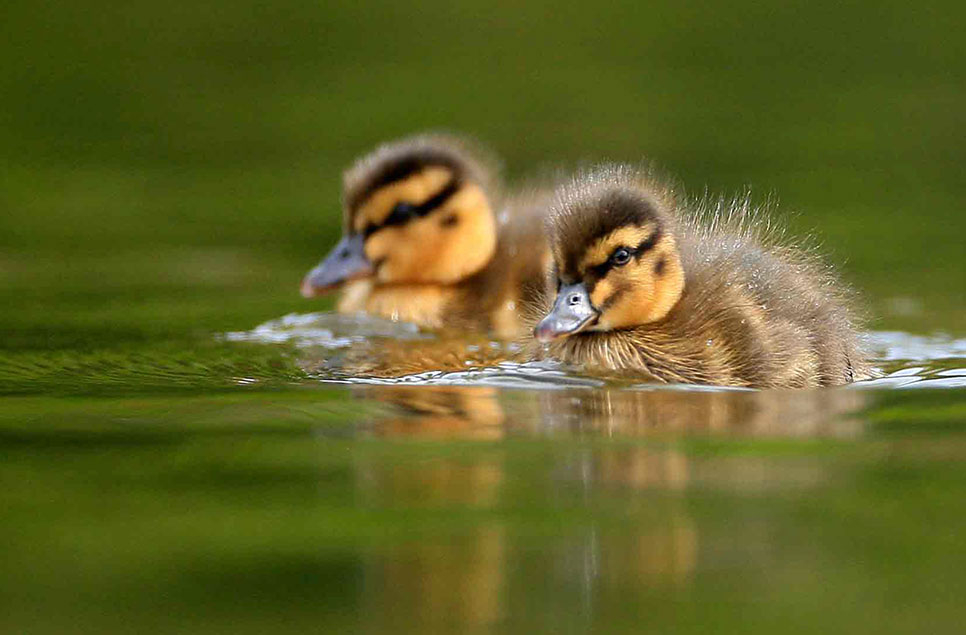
[{"left": 547, "top": 303, "right": 759, "bottom": 386}]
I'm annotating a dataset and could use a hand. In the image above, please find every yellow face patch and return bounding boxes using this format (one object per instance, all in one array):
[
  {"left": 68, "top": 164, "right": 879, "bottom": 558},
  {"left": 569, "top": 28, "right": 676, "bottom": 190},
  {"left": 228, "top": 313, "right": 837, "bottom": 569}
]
[
  {"left": 352, "top": 166, "right": 454, "bottom": 233},
  {"left": 589, "top": 277, "right": 615, "bottom": 309},
  {"left": 580, "top": 224, "right": 657, "bottom": 272},
  {"left": 587, "top": 234, "right": 686, "bottom": 330},
  {"left": 362, "top": 183, "right": 497, "bottom": 285}
]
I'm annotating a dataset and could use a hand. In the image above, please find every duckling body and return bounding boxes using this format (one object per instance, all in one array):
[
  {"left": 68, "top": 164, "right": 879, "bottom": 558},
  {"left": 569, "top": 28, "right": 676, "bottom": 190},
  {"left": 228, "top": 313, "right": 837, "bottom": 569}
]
[
  {"left": 302, "top": 135, "right": 549, "bottom": 338},
  {"left": 534, "top": 166, "right": 869, "bottom": 388}
]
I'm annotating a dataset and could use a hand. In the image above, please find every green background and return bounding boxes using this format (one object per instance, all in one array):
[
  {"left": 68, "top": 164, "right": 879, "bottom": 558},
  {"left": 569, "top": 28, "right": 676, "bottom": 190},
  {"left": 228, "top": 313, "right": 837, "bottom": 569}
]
[{"left": 3, "top": 0, "right": 964, "bottom": 346}]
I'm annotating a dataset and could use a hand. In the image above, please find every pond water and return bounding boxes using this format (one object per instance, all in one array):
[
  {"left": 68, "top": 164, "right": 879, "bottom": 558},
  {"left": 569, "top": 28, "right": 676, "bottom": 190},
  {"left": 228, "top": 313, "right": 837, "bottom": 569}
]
[{"left": 3, "top": 312, "right": 965, "bottom": 633}]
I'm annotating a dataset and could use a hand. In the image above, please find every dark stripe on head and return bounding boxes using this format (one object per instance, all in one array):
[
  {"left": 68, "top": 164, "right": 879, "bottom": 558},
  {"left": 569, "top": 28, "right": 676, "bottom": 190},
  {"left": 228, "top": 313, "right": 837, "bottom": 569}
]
[
  {"left": 635, "top": 227, "right": 661, "bottom": 255},
  {"left": 363, "top": 178, "right": 462, "bottom": 238},
  {"left": 416, "top": 178, "right": 462, "bottom": 215},
  {"left": 583, "top": 266, "right": 604, "bottom": 292},
  {"left": 348, "top": 151, "right": 466, "bottom": 213},
  {"left": 559, "top": 189, "right": 664, "bottom": 277},
  {"left": 584, "top": 226, "right": 663, "bottom": 281},
  {"left": 588, "top": 191, "right": 660, "bottom": 245}
]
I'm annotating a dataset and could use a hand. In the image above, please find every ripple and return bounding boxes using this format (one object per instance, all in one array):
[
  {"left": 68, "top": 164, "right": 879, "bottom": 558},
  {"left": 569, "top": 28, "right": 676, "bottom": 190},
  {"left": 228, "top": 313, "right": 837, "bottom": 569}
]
[
  {"left": 222, "top": 314, "right": 966, "bottom": 391},
  {"left": 866, "top": 330, "right": 966, "bottom": 362},
  {"left": 222, "top": 312, "right": 428, "bottom": 347},
  {"left": 858, "top": 331, "right": 966, "bottom": 390},
  {"left": 336, "top": 361, "right": 607, "bottom": 390}
]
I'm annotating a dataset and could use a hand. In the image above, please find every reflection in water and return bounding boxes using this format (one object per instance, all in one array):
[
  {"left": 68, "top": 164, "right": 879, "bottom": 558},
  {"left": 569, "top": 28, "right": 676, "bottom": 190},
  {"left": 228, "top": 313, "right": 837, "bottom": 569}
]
[
  {"left": 224, "top": 314, "right": 963, "bottom": 629},
  {"left": 360, "top": 525, "right": 506, "bottom": 631},
  {"left": 305, "top": 334, "right": 519, "bottom": 379},
  {"left": 341, "top": 383, "right": 868, "bottom": 630},
  {"left": 532, "top": 386, "right": 867, "bottom": 438},
  {"left": 355, "top": 383, "right": 867, "bottom": 440},
  {"left": 351, "top": 395, "right": 506, "bottom": 630},
  {"left": 355, "top": 385, "right": 506, "bottom": 440}
]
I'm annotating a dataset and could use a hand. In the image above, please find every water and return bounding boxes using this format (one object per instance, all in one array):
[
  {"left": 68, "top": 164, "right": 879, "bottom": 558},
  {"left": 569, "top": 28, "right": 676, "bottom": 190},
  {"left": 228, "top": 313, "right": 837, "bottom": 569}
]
[
  {"left": 3, "top": 312, "right": 965, "bottom": 633},
  {"left": 227, "top": 312, "right": 966, "bottom": 390}
]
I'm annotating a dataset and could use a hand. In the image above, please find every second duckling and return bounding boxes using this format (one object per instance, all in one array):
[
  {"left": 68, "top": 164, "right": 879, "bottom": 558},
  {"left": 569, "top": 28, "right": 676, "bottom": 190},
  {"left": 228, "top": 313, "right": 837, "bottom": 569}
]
[
  {"left": 533, "top": 165, "right": 869, "bottom": 388},
  {"left": 301, "top": 134, "right": 549, "bottom": 338}
]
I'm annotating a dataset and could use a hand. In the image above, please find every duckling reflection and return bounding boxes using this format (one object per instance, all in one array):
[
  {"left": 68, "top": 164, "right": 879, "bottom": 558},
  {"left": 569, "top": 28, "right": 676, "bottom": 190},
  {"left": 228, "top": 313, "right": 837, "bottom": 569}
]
[
  {"left": 354, "top": 384, "right": 506, "bottom": 441},
  {"left": 345, "top": 387, "right": 711, "bottom": 629},
  {"left": 528, "top": 386, "right": 867, "bottom": 439},
  {"left": 357, "top": 525, "right": 506, "bottom": 631},
  {"left": 350, "top": 392, "right": 506, "bottom": 630},
  {"left": 298, "top": 331, "right": 525, "bottom": 379},
  {"left": 342, "top": 382, "right": 869, "bottom": 625},
  {"left": 349, "top": 380, "right": 867, "bottom": 441}
]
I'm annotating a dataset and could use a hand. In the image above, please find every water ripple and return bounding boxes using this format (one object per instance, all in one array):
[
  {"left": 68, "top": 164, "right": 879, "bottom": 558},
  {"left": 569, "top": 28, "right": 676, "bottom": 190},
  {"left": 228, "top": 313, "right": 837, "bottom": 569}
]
[{"left": 223, "top": 313, "right": 966, "bottom": 391}]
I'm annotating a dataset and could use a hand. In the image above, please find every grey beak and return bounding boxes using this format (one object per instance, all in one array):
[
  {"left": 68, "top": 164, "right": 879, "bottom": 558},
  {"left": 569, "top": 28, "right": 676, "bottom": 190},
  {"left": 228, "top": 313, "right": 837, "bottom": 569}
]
[
  {"left": 300, "top": 233, "right": 373, "bottom": 298},
  {"left": 534, "top": 282, "right": 599, "bottom": 342}
]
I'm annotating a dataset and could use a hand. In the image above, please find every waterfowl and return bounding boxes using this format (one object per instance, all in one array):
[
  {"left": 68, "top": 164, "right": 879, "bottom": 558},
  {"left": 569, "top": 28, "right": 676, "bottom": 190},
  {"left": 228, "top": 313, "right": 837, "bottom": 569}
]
[
  {"left": 533, "top": 165, "right": 870, "bottom": 388},
  {"left": 301, "top": 134, "right": 549, "bottom": 338}
]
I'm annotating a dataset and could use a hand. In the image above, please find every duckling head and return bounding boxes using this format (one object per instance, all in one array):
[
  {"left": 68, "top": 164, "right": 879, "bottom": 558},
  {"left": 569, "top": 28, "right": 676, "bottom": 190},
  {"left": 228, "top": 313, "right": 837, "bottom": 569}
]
[
  {"left": 534, "top": 167, "right": 685, "bottom": 342},
  {"left": 301, "top": 135, "right": 499, "bottom": 297}
]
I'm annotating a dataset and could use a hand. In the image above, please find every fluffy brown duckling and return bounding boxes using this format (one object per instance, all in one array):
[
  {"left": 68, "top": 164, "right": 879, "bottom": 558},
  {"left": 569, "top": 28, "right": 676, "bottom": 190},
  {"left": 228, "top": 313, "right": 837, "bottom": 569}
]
[
  {"left": 533, "top": 165, "right": 870, "bottom": 388},
  {"left": 301, "top": 134, "right": 548, "bottom": 338}
]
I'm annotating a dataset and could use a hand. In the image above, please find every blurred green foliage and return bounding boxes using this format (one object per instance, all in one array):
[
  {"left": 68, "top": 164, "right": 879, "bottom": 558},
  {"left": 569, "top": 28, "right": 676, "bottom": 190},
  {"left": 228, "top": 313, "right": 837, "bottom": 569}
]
[
  {"left": 2, "top": 0, "right": 964, "bottom": 339},
  {"left": 5, "top": 0, "right": 962, "bottom": 381}
]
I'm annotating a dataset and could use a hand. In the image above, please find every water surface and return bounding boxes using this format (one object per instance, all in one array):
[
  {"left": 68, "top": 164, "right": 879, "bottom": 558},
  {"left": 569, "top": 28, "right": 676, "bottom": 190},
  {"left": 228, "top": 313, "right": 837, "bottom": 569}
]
[{"left": 2, "top": 313, "right": 965, "bottom": 633}]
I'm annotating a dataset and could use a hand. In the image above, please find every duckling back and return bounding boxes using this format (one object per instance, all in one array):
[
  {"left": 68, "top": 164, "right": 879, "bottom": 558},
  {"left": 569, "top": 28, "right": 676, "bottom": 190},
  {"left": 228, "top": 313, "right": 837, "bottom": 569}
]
[{"left": 670, "top": 197, "right": 870, "bottom": 387}]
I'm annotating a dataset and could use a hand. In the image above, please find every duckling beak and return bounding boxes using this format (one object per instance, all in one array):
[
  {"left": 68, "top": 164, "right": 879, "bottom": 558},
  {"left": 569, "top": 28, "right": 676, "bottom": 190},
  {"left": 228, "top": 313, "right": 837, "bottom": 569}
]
[
  {"left": 534, "top": 282, "right": 599, "bottom": 342},
  {"left": 300, "top": 233, "right": 374, "bottom": 297}
]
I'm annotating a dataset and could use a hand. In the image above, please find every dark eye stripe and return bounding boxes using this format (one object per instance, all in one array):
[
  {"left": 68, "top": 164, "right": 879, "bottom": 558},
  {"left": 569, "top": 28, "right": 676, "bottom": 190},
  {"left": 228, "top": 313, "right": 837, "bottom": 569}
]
[
  {"left": 363, "top": 178, "right": 462, "bottom": 237},
  {"left": 635, "top": 228, "right": 661, "bottom": 254},
  {"left": 585, "top": 227, "right": 663, "bottom": 280}
]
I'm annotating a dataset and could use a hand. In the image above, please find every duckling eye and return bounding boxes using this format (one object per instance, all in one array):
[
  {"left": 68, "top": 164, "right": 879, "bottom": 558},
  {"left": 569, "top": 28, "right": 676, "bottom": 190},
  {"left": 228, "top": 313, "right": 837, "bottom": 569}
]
[
  {"left": 385, "top": 202, "right": 417, "bottom": 226},
  {"left": 610, "top": 247, "right": 632, "bottom": 266}
]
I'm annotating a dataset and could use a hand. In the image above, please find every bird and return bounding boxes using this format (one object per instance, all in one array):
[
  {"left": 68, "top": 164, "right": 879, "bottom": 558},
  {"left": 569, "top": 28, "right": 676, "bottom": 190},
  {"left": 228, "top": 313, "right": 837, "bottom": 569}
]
[
  {"left": 300, "top": 134, "right": 550, "bottom": 339},
  {"left": 531, "top": 164, "right": 870, "bottom": 388}
]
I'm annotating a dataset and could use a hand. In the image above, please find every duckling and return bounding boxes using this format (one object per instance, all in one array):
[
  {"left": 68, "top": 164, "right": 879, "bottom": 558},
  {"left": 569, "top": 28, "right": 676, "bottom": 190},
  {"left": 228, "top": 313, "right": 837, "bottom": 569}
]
[
  {"left": 532, "top": 165, "right": 870, "bottom": 388},
  {"left": 300, "top": 134, "right": 549, "bottom": 338}
]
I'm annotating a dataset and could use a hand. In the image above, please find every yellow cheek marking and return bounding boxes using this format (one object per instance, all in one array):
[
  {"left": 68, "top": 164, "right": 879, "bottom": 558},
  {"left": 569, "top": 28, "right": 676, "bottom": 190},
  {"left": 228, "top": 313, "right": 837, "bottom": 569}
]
[
  {"left": 541, "top": 249, "right": 554, "bottom": 276},
  {"left": 418, "top": 184, "right": 495, "bottom": 283},
  {"left": 362, "top": 226, "right": 399, "bottom": 276},
  {"left": 352, "top": 166, "right": 453, "bottom": 233},
  {"left": 362, "top": 183, "right": 496, "bottom": 285},
  {"left": 596, "top": 240, "right": 685, "bottom": 329},
  {"left": 589, "top": 277, "right": 614, "bottom": 308},
  {"left": 597, "top": 265, "right": 655, "bottom": 330},
  {"left": 580, "top": 224, "right": 656, "bottom": 271}
]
